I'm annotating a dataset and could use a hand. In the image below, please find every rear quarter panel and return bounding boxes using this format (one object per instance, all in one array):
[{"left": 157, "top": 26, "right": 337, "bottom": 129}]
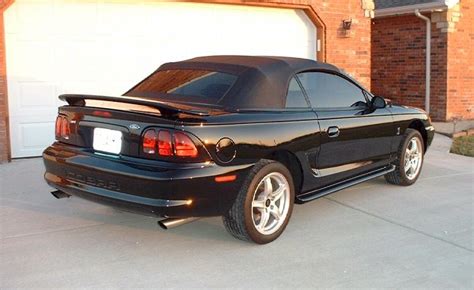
[{"left": 181, "top": 111, "right": 321, "bottom": 192}]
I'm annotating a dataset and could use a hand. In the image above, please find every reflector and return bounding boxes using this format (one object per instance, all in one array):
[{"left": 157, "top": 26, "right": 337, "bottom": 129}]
[{"left": 215, "top": 175, "right": 237, "bottom": 183}]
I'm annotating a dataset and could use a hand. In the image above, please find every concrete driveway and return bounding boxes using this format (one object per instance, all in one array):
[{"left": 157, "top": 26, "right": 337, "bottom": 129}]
[{"left": 1, "top": 134, "right": 472, "bottom": 288}]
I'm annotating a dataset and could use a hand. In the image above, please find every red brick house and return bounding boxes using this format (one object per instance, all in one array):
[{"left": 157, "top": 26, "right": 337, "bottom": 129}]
[
  {"left": 0, "top": 0, "right": 471, "bottom": 163},
  {"left": 0, "top": 0, "right": 376, "bottom": 162},
  {"left": 372, "top": 0, "right": 474, "bottom": 122}
]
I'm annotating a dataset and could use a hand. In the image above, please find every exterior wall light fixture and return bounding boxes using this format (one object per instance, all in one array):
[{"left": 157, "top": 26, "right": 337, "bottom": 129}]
[{"left": 342, "top": 19, "right": 352, "bottom": 30}]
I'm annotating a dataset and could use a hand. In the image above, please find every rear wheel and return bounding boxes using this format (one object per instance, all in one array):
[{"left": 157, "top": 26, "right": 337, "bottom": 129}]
[
  {"left": 385, "top": 129, "right": 424, "bottom": 186},
  {"left": 222, "top": 160, "right": 294, "bottom": 244}
]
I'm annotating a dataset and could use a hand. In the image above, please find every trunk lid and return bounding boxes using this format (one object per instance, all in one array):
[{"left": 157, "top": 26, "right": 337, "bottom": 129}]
[{"left": 56, "top": 94, "right": 220, "bottom": 159}]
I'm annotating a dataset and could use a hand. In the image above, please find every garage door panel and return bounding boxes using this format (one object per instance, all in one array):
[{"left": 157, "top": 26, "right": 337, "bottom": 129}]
[
  {"left": 6, "top": 1, "right": 316, "bottom": 158},
  {"left": 96, "top": 39, "right": 145, "bottom": 81},
  {"left": 59, "top": 81, "right": 104, "bottom": 96},
  {"left": 53, "top": 2, "right": 98, "bottom": 35},
  {"left": 15, "top": 1, "right": 55, "bottom": 38},
  {"left": 8, "top": 81, "right": 57, "bottom": 118},
  {"left": 18, "top": 82, "right": 57, "bottom": 109},
  {"left": 98, "top": 2, "right": 146, "bottom": 36},
  {"left": 9, "top": 118, "right": 56, "bottom": 158},
  {"left": 7, "top": 41, "right": 53, "bottom": 80},
  {"left": 54, "top": 41, "right": 101, "bottom": 82},
  {"left": 21, "top": 122, "right": 55, "bottom": 148}
]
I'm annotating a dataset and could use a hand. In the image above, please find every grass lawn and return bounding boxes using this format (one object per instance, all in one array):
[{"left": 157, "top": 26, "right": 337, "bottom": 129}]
[{"left": 450, "top": 135, "right": 474, "bottom": 157}]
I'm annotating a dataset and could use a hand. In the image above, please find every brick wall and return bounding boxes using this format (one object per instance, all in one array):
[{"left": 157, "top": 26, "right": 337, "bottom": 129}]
[
  {"left": 446, "top": 0, "right": 474, "bottom": 121},
  {"left": 372, "top": 15, "right": 427, "bottom": 109},
  {"left": 372, "top": 1, "right": 474, "bottom": 122},
  {"left": 313, "top": 0, "right": 373, "bottom": 88},
  {"left": 0, "top": 0, "right": 373, "bottom": 161},
  {"left": 371, "top": 14, "right": 449, "bottom": 121}
]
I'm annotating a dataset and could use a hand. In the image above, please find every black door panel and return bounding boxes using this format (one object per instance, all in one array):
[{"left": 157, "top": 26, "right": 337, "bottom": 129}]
[
  {"left": 296, "top": 71, "right": 395, "bottom": 190},
  {"left": 315, "top": 108, "right": 394, "bottom": 187}
]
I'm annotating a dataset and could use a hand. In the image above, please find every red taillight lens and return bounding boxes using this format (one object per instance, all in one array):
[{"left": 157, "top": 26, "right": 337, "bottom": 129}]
[
  {"left": 142, "top": 129, "right": 199, "bottom": 159},
  {"left": 142, "top": 129, "right": 157, "bottom": 154},
  {"left": 60, "top": 117, "right": 70, "bottom": 139},
  {"left": 158, "top": 130, "right": 173, "bottom": 156},
  {"left": 55, "top": 116, "right": 62, "bottom": 138},
  {"left": 174, "top": 132, "right": 198, "bottom": 158},
  {"left": 55, "top": 115, "right": 70, "bottom": 140}
]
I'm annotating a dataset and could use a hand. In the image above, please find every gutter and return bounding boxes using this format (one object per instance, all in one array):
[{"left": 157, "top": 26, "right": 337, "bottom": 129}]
[
  {"left": 374, "top": 0, "right": 458, "bottom": 17},
  {"left": 415, "top": 9, "right": 431, "bottom": 114}
]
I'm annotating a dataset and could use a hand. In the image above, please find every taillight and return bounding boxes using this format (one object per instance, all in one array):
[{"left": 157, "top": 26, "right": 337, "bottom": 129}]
[
  {"left": 142, "top": 129, "right": 157, "bottom": 154},
  {"left": 174, "top": 132, "right": 198, "bottom": 157},
  {"left": 158, "top": 130, "right": 173, "bottom": 156},
  {"left": 55, "top": 116, "right": 62, "bottom": 138},
  {"left": 142, "top": 129, "right": 199, "bottom": 159},
  {"left": 55, "top": 115, "right": 70, "bottom": 140},
  {"left": 61, "top": 117, "right": 70, "bottom": 139}
]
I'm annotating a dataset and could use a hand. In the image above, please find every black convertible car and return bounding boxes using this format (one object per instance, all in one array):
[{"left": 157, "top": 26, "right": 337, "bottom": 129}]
[{"left": 43, "top": 56, "right": 434, "bottom": 244}]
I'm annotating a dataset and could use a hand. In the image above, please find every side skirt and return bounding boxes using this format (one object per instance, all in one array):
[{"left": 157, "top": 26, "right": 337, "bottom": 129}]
[{"left": 296, "top": 165, "right": 396, "bottom": 204}]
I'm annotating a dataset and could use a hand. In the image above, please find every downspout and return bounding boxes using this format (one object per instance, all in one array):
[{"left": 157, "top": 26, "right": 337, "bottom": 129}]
[{"left": 415, "top": 9, "right": 431, "bottom": 114}]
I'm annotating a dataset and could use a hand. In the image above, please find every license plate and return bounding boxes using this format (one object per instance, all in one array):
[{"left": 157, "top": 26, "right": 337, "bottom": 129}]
[{"left": 93, "top": 128, "right": 122, "bottom": 154}]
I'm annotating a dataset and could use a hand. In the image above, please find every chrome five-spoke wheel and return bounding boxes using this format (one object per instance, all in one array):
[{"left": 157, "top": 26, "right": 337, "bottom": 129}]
[
  {"left": 251, "top": 172, "right": 291, "bottom": 235},
  {"left": 385, "top": 129, "right": 425, "bottom": 186},
  {"left": 404, "top": 137, "right": 423, "bottom": 180},
  {"left": 222, "top": 160, "right": 295, "bottom": 244}
]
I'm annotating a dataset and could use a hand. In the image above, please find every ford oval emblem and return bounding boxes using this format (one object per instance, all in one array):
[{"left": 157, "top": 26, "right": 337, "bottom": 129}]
[{"left": 129, "top": 124, "right": 140, "bottom": 130}]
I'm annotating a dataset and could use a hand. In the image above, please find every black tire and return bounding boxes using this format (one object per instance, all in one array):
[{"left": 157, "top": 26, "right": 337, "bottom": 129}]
[
  {"left": 385, "top": 129, "right": 424, "bottom": 186},
  {"left": 222, "top": 160, "right": 295, "bottom": 244}
]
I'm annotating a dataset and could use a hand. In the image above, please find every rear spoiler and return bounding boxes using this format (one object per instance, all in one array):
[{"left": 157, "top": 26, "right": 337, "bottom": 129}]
[{"left": 59, "top": 94, "right": 210, "bottom": 116}]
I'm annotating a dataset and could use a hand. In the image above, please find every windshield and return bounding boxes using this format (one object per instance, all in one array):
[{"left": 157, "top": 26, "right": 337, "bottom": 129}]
[{"left": 127, "top": 69, "right": 238, "bottom": 105}]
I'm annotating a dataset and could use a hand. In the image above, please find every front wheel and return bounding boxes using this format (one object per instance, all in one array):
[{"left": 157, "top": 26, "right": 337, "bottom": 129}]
[
  {"left": 223, "top": 160, "right": 295, "bottom": 244},
  {"left": 385, "top": 129, "right": 424, "bottom": 186}
]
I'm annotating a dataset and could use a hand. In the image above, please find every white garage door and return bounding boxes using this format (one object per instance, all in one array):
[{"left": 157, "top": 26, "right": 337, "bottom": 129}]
[{"left": 5, "top": 1, "right": 317, "bottom": 158}]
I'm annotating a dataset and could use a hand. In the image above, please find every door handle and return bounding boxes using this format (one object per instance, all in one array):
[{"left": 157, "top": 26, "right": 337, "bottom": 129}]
[{"left": 327, "top": 126, "right": 340, "bottom": 138}]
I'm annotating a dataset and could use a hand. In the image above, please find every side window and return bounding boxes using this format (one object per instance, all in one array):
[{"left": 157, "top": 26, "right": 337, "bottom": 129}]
[
  {"left": 297, "top": 72, "right": 367, "bottom": 109},
  {"left": 285, "top": 77, "right": 308, "bottom": 108}
]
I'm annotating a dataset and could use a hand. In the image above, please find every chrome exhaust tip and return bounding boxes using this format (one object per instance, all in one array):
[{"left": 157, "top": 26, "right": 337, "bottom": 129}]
[
  {"left": 158, "top": 217, "right": 200, "bottom": 230},
  {"left": 51, "top": 190, "right": 71, "bottom": 199}
]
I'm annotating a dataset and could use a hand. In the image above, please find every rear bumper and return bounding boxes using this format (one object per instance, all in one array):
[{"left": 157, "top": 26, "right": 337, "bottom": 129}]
[{"left": 43, "top": 143, "right": 252, "bottom": 217}]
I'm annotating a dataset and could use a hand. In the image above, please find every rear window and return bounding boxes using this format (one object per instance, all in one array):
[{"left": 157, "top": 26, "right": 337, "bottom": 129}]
[{"left": 127, "top": 69, "right": 238, "bottom": 104}]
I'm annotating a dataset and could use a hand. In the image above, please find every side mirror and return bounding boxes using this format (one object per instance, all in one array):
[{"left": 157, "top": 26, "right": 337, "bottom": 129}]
[{"left": 371, "top": 96, "right": 386, "bottom": 109}]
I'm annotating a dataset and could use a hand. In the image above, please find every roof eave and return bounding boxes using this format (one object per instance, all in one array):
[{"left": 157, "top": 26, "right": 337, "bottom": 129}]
[{"left": 374, "top": 0, "right": 459, "bottom": 18}]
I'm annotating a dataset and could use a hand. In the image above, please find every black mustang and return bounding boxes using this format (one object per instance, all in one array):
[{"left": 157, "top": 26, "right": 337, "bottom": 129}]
[{"left": 43, "top": 56, "right": 434, "bottom": 244}]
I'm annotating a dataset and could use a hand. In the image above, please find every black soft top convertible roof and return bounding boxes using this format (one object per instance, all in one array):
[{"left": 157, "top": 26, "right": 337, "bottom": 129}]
[{"left": 128, "top": 55, "right": 350, "bottom": 109}]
